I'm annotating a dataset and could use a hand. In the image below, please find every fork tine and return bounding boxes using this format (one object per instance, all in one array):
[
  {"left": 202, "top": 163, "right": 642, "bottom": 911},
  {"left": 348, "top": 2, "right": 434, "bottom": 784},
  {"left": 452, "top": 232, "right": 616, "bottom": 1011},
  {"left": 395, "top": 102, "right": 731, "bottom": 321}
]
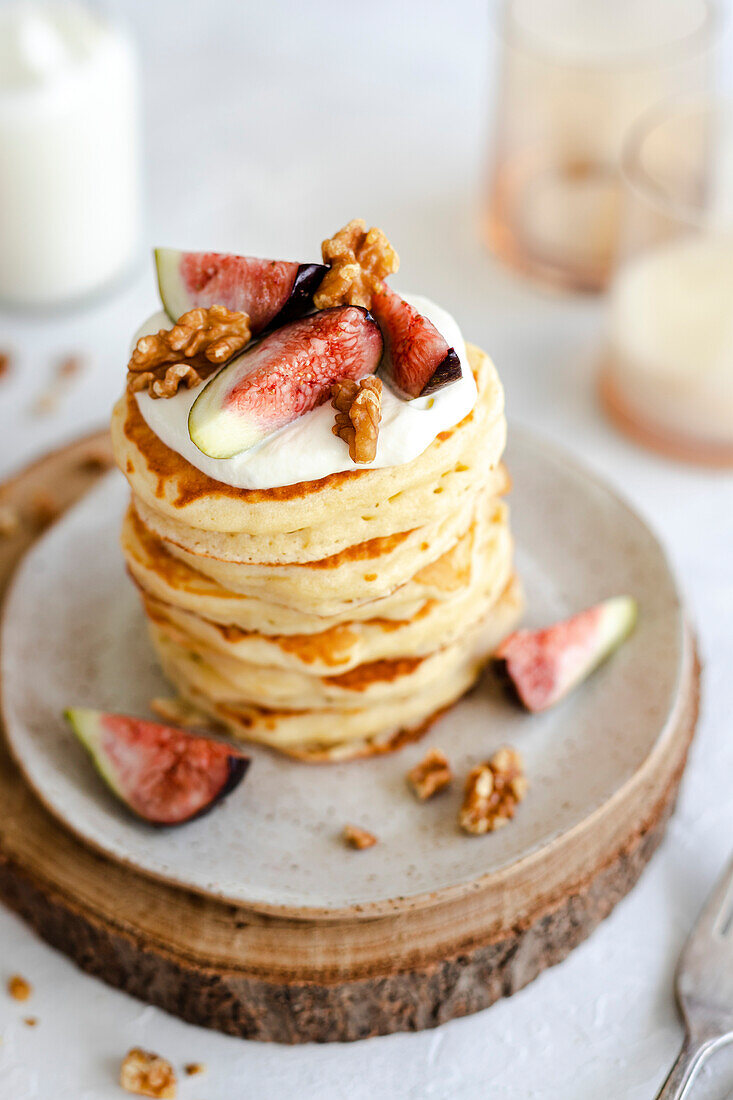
[{"left": 684, "top": 858, "right": 733, "bottom": 948}]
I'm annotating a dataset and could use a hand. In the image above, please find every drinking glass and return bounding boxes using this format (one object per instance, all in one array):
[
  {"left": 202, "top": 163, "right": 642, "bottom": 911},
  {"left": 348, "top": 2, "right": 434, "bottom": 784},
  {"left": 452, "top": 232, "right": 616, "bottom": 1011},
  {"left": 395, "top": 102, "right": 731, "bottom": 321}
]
[
  {"left": 485, "top": 0, "right": 719, "bottom": 292},
  {"left": 602, "top": 97, "right": 733, "bottom": 464}
]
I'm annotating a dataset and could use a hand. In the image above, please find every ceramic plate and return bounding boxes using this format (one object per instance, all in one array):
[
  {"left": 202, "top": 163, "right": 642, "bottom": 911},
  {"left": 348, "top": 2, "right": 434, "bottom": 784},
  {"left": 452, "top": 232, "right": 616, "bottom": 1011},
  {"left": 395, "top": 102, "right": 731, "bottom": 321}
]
[{"left": 1, "top": 428, "right": 685, "bottom": 916}]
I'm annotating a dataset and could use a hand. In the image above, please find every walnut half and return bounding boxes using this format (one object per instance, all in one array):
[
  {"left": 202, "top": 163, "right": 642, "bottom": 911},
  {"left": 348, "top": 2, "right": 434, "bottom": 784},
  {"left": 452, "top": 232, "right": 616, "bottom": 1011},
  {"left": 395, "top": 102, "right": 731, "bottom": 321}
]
[
  {"left": 314, "top": 218, "right": 399, "bottom": 310},
  {"left": 459, "top": 747, "right": 528, "bottom": 835},
  {"left": 331, "top": 376, "right": 382, "bottom": 463},
  {"left": 127, "top": 305, "right": 250, "bottom": 399},
  {"left": 120, "top": 1048, "right": 177, "bottom": 1098}
]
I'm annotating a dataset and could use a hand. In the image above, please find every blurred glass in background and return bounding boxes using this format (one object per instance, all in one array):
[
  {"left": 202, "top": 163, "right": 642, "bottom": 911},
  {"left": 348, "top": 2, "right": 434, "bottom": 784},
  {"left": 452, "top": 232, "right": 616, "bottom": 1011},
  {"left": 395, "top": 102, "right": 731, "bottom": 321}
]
[
  {"left": 485, "top": 0, "right": 719, "bottom": 292},
  {"left": 602, "top": 97, "right": 733, "bottom": 464},
  {"left": 0, "top": 1, "right": 141, "bottom": 309}
]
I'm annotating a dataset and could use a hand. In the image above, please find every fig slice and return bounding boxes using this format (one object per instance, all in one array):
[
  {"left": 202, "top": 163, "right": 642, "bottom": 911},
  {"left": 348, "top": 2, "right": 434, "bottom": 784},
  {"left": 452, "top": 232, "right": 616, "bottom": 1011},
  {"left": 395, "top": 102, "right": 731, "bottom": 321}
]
[
  {"left": 492, "top": 596, "right": 638, "bottom": 712},
  {"left": 189, "top": 305, "right": 383, "bottom": 459},
  {"left": 370, "top": 281, "right": 462, "bottom": 399},
  {"left": 64, "top": 708, "right": 249, "bottom": 826},
  {"left": 155, "top": 248, "right": 327, "bottom": 334}
]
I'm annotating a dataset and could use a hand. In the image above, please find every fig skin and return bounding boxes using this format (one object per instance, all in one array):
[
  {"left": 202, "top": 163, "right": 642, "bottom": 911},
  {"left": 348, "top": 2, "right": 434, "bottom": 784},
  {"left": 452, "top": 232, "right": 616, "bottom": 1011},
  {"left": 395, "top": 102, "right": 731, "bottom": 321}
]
[
  {"left": 188, "top": 305, "right": 383, "bottom": 460},
  {"left": 265, "top": 262, "right": 327, "bottom": 331},
  {"left": 172, "top": 754, "right": 250, "bottom": 828},
  {"left": 419, "top": 347, "right": 462, "bottom": 397},
  {"left": 64, "top": 708, "right": 250, "bottom": 827},
  {"left": 492, "top": 596, "right": 638, "bottom": 712},
  {"left": 370, "top": 281, "right": 462, "bottom": 400},
  {"left": 155, "top": 248, "right": 326, "bottom": 334}
]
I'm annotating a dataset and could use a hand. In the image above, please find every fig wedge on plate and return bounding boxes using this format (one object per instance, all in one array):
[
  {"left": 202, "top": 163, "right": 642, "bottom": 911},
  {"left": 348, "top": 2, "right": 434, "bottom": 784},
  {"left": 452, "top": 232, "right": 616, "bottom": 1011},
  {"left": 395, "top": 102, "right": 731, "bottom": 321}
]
[
  {"left": 155, "top": 248, "right": 327, "bottom": 334},
  {"left": 65, "top": 708, "right": 249, "bottom": 825},
  {"left": 189, "top": 305, "right": 383, "bottom": 459},
  {"left": 370, "top": 281, "right": 462, "bottom": 399},
  {"left": 493, "top": 596, "right": 638, "bottom": 712}
]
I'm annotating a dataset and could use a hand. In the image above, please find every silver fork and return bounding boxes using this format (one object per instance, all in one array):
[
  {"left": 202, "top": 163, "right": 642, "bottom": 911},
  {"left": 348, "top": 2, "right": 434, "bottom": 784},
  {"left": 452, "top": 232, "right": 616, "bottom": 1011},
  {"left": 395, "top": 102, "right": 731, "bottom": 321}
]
[{"left": 655, "top": 857, "right": 733, "bottom": 1098}]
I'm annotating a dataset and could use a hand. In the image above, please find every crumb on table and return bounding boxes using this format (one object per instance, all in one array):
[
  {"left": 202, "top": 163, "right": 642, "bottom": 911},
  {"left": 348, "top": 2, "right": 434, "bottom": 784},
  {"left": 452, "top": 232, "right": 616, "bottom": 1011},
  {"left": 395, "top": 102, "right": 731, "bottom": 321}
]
[
  {"left": 7, "top": 975, "right": 32, "bottom": 1002},
  {"left": 31, "top": 353, "right": 85, "bottom": 415},
  {"left": 57, "top": 355, "right": 82, "bottom": 379},
  {"left": 184, "top": 1062, "right": 206, "bottom": 1076},
  {"left": 120, "top": 1048, "right": 177, "bottom": 1099}
]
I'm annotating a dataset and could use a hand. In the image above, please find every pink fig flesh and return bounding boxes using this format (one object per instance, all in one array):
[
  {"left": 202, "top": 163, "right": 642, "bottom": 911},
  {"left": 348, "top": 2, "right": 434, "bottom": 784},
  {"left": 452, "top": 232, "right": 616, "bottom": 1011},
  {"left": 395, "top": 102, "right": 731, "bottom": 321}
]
[
  {"left": 493, "top": 596, "right": 637, "bottom": 712},
  {"left": 65, "top": 708, "right": 249, "bottom": 825},
  {"left": 189, "top": 306, "right": 383, "bottom": 458},
  {"left": 370, "top": 281, "right": 461, "bottom": 399},
  {"left": 155, "top": 248, "right": 327, "bottom": 334}
]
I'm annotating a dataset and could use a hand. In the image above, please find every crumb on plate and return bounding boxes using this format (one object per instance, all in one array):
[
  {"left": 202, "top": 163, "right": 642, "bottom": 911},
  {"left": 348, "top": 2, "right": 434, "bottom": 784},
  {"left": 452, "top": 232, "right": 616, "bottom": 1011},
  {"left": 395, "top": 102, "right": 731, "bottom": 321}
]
[{"left": 343, "top": 824, "right": 378, "bottom": 850}]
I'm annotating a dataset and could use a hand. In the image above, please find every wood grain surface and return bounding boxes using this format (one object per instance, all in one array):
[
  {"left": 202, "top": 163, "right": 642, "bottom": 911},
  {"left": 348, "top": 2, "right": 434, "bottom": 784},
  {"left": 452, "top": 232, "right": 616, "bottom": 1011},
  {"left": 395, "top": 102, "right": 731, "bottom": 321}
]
[{"left": 0, "top": 432, "right": 700, "bottom": 1042}]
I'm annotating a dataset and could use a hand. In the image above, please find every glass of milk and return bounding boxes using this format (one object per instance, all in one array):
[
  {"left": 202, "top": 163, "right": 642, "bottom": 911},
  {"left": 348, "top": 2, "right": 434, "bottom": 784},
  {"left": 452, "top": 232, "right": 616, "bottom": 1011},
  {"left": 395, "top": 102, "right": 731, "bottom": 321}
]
[
  {"left": 603, "top": 97, "right": 733, "bottom": 464},
  {"left": 0, "top": 1, "right": 141, "bottom": 309},
  {"left": 485, "top": 0, "right": 719, "bottom": 293}
]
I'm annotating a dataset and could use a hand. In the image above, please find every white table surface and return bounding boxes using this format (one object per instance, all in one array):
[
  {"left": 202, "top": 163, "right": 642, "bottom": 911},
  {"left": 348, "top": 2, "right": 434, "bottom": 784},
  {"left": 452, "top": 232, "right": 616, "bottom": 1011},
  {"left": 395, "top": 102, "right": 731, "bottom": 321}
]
[{"left": 1, "top": 2, "right": 733, "bottom": 1096}]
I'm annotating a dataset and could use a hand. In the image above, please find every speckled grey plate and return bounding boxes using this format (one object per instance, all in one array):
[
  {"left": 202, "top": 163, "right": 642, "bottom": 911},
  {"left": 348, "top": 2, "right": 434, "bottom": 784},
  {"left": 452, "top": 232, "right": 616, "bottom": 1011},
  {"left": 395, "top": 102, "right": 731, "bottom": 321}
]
[{"left": 0, "top": 427, "right": 684, "bottom": 916}]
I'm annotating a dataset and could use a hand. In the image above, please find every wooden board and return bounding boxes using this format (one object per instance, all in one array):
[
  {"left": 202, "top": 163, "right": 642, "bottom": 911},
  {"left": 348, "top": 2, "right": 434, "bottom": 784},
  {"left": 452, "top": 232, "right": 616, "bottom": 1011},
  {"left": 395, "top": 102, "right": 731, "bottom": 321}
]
[{"left": 0, "top": 433, "right": 700, "bottom": 1043}]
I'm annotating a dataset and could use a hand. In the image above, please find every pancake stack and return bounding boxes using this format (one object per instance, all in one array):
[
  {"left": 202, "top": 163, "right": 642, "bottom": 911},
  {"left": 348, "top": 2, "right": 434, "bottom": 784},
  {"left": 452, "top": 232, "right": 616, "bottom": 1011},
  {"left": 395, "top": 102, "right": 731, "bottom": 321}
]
[{"left": 111, "top": 342, "right": 522, "bottom": 761}]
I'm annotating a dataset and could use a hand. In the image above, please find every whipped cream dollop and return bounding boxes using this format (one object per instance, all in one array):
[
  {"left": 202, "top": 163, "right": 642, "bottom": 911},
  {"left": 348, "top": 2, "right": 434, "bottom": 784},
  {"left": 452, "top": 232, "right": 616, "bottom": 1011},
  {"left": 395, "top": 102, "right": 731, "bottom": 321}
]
[{"left": 134, "top": 293, "right": 478, "bottom": 490}]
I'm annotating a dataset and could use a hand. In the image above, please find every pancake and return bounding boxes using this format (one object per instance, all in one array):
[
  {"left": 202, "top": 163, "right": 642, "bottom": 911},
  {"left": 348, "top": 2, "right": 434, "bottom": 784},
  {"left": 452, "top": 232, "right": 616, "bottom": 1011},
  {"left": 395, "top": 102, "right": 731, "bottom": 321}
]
[
  {"left": 113, "top": 339, "right": 522, "bottom": 760},
  {"left": 122, "top": 505, "right": 448, "bottom": 634},
  {"left": 154, "top": 499, "right": 495, "bottom": 613},
  {"left": 154, "top": 578, "right": 524, "bottom": 761},
  {"left": 111, "top": 345, "right": 506, "bottom": 534},
  {"left": 134, "top": 490, "right": 481, "bottom": 599},
  {"left": 129, "top": 462, "right": 510, "bottom": 565},
  {"left": 139, "top": 528, "right": 514, "bottom": 675}
]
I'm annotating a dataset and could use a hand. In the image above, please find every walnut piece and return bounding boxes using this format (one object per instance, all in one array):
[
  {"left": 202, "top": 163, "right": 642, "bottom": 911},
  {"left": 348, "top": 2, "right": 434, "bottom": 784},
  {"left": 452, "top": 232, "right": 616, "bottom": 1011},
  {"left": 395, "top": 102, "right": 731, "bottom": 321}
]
[
  {"left": 407, "top": 748, "right": 452, "bottom": 800},
  {"left": 120, "top": 1048, "right": 177, "bottom": 1099},
  {"left": 343, "top": 824, "right": 378, "bottom": 850},
  {"left": 331, "top": 376, "right": 382, "bottom": 463},
  {"left": 459, "top": 747, "right": 528, "bottom": 835},
  {"left": 314, "top": 218, "right": 399, "bottom": 309},
  {"left": 127, "top": 305, "right": 250, "bottom": 399},
  {"left": 8, "top": 975, "right": 32, "bottom": 1001}
]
